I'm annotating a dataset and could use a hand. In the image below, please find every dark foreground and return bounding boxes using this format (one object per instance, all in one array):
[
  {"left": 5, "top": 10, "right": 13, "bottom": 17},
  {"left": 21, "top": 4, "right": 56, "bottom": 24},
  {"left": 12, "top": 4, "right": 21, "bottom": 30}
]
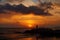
[
  {"left": 0, "top": 28, "right": 60, "bottom": 40},
  {"left": 0, "top": 33, "right": 60, "bottom": 40}
]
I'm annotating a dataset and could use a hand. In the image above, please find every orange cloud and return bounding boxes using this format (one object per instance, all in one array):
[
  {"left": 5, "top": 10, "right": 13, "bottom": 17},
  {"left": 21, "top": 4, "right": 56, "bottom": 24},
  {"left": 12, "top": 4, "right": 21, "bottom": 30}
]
[{"left": 0, "top": 12, "right": 60, "bottom": 28}]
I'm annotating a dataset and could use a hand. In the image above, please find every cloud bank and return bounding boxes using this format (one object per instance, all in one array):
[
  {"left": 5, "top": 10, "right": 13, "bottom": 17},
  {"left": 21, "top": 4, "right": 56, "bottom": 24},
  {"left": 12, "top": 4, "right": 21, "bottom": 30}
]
[{"left": 0, "top": 4, "right": 52, "bottom": 16}]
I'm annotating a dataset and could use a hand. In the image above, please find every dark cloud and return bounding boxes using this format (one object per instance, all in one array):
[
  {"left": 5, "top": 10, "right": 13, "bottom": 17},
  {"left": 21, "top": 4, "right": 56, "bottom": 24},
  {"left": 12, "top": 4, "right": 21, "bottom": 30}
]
[
  {"left": 0, "top": 3, "right": 52, "bottom": 16},
  {"left": 28, "top": 6, "right": 52, "bottom": 16}
]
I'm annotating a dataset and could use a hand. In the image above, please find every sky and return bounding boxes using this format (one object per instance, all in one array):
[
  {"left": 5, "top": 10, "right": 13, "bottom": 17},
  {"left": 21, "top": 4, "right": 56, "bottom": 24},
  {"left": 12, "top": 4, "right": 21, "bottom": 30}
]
[
  {"left": 0, "top": 0, "right": 60, "bottom": 6},
  {"left": 0, "top": 0, "right": 60, "bottom": 29},
  {"left": 0, "top": 0, "right": 38, "bottom": 6}
]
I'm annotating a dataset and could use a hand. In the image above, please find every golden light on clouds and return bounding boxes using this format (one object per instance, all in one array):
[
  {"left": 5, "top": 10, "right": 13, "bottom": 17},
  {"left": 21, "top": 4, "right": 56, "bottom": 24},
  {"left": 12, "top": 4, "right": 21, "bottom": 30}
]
[
  {"left": 15, "top": 14, "right": 44, "bottom": 28},
  {"left": 0, "top": 0, "right": 60, "bottom": 29},
  {"left": 22, "top": 0, "right": 38, "bottom": 7},
  {"left": 0, "top": 13, "right": 45, "bottom": 27},
  {"left": 23, "top": 20, "right": 36, "bottom": 27},
  {"left": 0, "top": 11, "right": 60, "bottom": 28}
]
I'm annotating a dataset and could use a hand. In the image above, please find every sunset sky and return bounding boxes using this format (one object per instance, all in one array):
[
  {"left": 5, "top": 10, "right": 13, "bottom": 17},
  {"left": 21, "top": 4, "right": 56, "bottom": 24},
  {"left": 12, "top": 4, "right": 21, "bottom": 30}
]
[
  {"left": 0, "top": 0, "right": 60, "bottom": 29},
  {"left": 0, "top": 0, "right": 60, "bottom": 6}
]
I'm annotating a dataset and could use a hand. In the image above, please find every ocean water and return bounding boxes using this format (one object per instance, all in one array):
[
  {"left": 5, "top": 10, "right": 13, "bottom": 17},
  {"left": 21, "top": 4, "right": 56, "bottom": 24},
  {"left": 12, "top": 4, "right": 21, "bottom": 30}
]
[{"left": 0, "top": 34, "right": 60, "bottom": 40}]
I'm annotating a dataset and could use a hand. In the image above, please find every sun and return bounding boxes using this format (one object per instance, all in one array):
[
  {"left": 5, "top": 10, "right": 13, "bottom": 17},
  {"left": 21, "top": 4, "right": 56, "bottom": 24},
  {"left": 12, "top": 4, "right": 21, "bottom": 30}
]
[
  {"left": 24, "top": 20, "right": 35, "bottom": 28},
  {"left": 28, "top": 24, "right": 32, "bottom": 27}
]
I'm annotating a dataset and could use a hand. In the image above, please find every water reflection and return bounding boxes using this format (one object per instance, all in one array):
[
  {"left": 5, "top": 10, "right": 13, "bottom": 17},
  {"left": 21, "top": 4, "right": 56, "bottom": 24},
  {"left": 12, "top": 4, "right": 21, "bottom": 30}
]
[
  {"left": 17, "top": 37, "right": 59, "bottom": 40},
  {"left": 14, "top": 37, "right": 60, "bottom": 40},
  {"left": 0, "top": 34, "right": 60, "bottom": 40},
  {"left": 18, "top": 37, "right": 35, "bottom": 40}
]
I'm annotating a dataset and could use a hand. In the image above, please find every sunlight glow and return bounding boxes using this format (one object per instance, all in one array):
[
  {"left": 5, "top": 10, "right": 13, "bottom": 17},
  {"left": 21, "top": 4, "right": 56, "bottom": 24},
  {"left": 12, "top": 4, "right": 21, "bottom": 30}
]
[
  {"left": 0, "top": 14, "right": 45, "bottom": 28},
  {"left": 28, "top": 24, "right": 32, "bottom": 27}
]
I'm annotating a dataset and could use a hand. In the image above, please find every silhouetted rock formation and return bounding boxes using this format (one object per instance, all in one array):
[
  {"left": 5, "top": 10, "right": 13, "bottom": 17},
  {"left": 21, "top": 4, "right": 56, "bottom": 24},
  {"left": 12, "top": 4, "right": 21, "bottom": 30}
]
[
  {"left": 24, "top": 28, "right": 60, "bottom": 37},
  {"left": 0, "top": 36, "right": 11, "bottom": 40},
  {"left": 53, "top": 30, "right": 60, "bottom": 37}
]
